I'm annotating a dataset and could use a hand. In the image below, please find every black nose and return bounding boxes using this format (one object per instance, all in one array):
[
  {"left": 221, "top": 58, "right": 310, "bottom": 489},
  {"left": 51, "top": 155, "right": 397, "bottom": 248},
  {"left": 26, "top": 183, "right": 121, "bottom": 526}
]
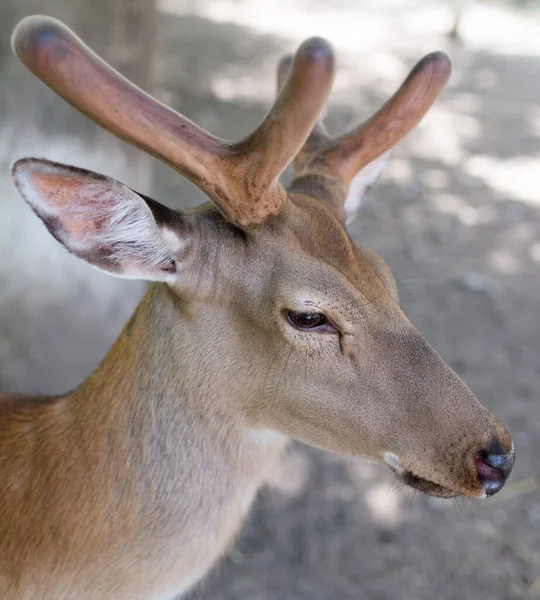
[{"left": 475, "top": 442, "right": 515, "bottom": 497}]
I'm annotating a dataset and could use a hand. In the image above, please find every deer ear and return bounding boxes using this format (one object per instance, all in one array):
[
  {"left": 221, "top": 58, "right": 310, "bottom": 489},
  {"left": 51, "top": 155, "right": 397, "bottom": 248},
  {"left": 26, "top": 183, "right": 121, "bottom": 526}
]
[
  {"left": 12, "top": 158, "right": 182, "bottom": 281},
  {"left": 344, "top": 150, "right": 390, "bottom": 224}
]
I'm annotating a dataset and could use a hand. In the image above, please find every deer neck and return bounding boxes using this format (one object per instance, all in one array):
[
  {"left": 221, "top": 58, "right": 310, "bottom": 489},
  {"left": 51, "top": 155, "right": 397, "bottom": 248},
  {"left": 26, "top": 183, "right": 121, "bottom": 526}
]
[
  {"left": 1, "top": 283, "right": 286, "bottom": 598},
  {"left": 70, "top": 282, "right": 287, "bottom": 493}
]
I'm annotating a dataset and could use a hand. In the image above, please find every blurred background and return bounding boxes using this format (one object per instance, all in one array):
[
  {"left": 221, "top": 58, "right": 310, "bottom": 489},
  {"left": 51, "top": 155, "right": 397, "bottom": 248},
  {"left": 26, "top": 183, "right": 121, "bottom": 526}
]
[{"left": 1, "top": 0, "right": 539, "bottom": 598}]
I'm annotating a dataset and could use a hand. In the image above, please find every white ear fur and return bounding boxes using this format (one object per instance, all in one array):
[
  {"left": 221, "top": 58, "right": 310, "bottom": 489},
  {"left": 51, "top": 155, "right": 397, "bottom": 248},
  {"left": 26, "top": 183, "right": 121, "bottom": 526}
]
[
  {"left": 12, "top": 158, "right": 182, "bottom": 281},
  {"left": 344, "top": 151, "right": 390, "bottom": 225}
]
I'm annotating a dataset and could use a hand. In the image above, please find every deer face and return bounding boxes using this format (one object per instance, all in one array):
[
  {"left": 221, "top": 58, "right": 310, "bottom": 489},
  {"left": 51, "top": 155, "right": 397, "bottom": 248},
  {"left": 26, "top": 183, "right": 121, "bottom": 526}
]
[
  {"left": 167, "top": 192, "right": 511, "bottom": 499},
  {"left": 210, "top": 196, "right": 514, "bottom": 499},
  {"left": 11, "top": 18, "right": 514, "bottom": 498}
]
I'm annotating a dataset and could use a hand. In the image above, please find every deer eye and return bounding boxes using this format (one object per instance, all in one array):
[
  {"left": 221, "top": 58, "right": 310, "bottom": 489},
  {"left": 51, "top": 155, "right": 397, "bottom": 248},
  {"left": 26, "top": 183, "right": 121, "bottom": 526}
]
[{"left": 287, "top": 310, "right": 326, "bottom": 330}]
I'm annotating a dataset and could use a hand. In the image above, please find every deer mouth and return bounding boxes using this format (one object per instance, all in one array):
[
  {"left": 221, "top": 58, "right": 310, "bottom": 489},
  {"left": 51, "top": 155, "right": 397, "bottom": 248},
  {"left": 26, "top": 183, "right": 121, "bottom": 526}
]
[{"left": 401, "top": 471, "right": 461, "bottom": 499}]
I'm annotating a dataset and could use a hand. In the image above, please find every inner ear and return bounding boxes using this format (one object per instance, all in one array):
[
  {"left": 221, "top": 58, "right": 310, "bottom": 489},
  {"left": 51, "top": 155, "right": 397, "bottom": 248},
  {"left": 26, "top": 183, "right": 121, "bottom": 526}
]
[
  {"left": 12, "top": 158, "right": 184, "bottom": 281},
  {"left": 344, "top": 150, "right": 390, "bottom": 224}
]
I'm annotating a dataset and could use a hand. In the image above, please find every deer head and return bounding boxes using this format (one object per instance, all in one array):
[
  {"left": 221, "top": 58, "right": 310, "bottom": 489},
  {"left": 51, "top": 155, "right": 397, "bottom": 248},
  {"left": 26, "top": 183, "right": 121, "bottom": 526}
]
[{"left": 11, "top": 16, "right": 513, "bottom": 499}]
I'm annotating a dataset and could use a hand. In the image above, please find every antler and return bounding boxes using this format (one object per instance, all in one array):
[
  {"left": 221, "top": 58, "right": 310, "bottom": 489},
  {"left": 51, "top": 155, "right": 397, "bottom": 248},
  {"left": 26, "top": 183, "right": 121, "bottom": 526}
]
[
  {"left": 280, "top": 47, "right": 451, "bottom": 212},
  {"left": 12, "top": 16, "right": 335, "bottom": 227}
]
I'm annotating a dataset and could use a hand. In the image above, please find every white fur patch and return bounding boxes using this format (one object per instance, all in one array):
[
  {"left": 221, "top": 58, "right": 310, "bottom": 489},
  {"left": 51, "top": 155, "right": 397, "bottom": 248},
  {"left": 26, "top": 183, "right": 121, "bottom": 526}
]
[
  {"left": 249, "top": 428, "right": 288, "bottom": 449},
  {"left": 162, "top": 226, "right": 185, "bottom": 254},
  {"left": 383, "top": 451, "right": 404, "bottom": 474},
  {"left": 344, "top": 151, "right": 390, "bottom": 224}
]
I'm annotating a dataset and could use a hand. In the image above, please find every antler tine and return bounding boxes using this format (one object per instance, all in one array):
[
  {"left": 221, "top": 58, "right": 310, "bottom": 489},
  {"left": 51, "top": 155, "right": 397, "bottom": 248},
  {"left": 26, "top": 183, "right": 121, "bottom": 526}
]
[
  {"left": 276, "top": 54, "right": 330, "bottom": 158},
  {"left": 12, "top": 17, "right": 335, "bottom": 227},
  {"left": 302, "top": 52, "right": 451, "bottom": 187},
  {"left": 228, "top": 37, "right": 335, "bottom": 221}
]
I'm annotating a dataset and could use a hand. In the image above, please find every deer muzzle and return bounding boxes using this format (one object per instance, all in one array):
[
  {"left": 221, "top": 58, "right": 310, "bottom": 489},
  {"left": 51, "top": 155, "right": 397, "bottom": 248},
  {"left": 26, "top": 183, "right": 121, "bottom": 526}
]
[{"left": 368, "top": 325, "right": 515, "bottom": 499}]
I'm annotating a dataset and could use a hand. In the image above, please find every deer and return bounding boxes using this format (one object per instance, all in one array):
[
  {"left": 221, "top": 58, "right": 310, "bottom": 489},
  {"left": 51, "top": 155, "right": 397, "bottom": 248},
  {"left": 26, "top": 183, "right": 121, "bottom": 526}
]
[{"left": 0, "top": 15, "right": 514, "bottom": 600}]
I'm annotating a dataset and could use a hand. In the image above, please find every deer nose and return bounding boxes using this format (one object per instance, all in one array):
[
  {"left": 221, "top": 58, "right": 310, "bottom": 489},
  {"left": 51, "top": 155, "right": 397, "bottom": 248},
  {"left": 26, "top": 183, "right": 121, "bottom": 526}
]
[{"left": 474, "top": 442, "right": 515, "bottom": 497}]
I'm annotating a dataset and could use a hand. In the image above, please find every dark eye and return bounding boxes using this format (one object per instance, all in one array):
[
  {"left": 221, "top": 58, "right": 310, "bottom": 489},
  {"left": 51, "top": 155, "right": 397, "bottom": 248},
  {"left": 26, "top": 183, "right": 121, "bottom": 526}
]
[{"left": 287, "top": 310, "right": 326, "bottom": 330}]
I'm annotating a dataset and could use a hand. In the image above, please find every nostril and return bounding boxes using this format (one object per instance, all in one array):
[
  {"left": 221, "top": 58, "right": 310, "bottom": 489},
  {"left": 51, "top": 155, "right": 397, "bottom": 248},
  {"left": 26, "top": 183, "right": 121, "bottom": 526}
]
[
  {"left": 482, "top": 478, "right": 505, "bottom": 497},
  {"left": 484, "top": 454, "right": 507, "bottom": 470}
]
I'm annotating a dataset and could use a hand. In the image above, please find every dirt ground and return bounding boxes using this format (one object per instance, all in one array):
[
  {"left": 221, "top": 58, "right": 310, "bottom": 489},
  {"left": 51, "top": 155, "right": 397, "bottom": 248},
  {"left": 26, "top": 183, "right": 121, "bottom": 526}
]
[{"left": 1, "top": 0, "right": 539, "bottom": 598}]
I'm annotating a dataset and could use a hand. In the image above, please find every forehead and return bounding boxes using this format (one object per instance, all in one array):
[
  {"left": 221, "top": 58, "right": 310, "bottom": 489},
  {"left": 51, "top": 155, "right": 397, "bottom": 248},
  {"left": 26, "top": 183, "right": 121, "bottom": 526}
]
[{"left": 263, "top": 194, "right": 397, "bottom": 302}]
